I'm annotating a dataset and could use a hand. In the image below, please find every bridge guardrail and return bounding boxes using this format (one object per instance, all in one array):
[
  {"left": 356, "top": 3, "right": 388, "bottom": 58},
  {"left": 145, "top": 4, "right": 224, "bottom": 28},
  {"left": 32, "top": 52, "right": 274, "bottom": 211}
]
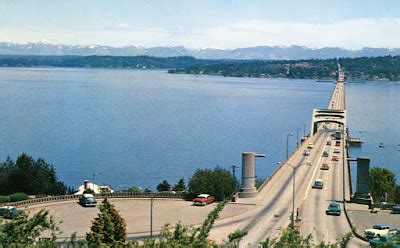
[{"left": 2, "top": 192, "right": 185, "bottom": 208}]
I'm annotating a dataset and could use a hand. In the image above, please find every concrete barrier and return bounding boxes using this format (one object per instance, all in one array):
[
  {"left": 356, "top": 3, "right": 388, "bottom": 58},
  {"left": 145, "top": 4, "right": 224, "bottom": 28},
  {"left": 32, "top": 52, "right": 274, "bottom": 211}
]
[{"left": 1, "top": 192, "right": 185, "bottom": 208}]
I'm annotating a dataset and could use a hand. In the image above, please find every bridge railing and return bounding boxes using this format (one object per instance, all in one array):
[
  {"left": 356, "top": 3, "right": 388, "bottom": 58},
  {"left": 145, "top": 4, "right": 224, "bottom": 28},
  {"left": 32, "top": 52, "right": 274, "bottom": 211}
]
[{"left": 2, "top": 192, "right": 185, "bottom": 208}]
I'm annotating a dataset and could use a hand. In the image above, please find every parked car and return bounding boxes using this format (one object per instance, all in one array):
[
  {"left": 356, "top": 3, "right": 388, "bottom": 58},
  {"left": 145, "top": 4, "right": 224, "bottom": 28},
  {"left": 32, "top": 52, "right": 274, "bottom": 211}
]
[
  {"left": 333, "top": 148, "right": 340, "bottom": 153},
  {"left": 392, "top": 205, "right": 400, "bottom": 214},
  {"left": 307, "top": 143, "right": 314, "bottom": 149},
  {"left": 193, "top": 194, "right": 215, "bottom": 206},
  {"left": 326, "top": 202, "right": 341, "bottom": 216},
  {"left": 335, "top": 141, "right": 341, "bottom": 146},
  {"left": 303, "top": 150, "right": 310, "bottom": 156},
  {"left": 364, "top": 224, "right": 398, "bottom": 239},
  {"left": 326, "top": 141, "right": 331, "bottom": 146},
  {"left": 312, "top": 179, "right": 324, "bottom": 189},
  {"left": 322, "top": 151, "right": 329, "bottom": 157},
  {"left": 79, "top": 194, "right": 97, "bottom": 207},
  {"left": 332, "top": 155, "right": 339, "bottom": 161},
  {"left": 320, "top": 163, "right": 329, "bottom": 170},
  {"left": 369, "top": 234, "right": 400, "bottom": 247},
  {"left": 0, "top": 206, "right": 18, "bottom": 219}
]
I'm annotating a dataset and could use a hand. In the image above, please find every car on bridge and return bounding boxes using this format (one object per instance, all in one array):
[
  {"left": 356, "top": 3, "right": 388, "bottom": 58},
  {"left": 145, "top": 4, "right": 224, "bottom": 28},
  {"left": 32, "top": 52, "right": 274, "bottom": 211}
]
[
  {"left": 193, "top": 194, "right": 215, "bottom": 206},
  {"left": 326, "top": 202, "right": 341, "bottom": 216},
  {"left": 312, "top": 179, "right": 324, "bottom": 189},
  {"left": 332, "top": 155, "right": 339, "bottom": 161},
  {"left": 320, "top": 163, "right": 329, "bottom": 170},
  {"left": 303, "top": 150, "right": 310, "bottom": 156},
  {"left": 307, "top": 143, "right": 314, "bottom": 149},
  {"left": 322, "top": 151, "right": 329, "bottom": 157}
]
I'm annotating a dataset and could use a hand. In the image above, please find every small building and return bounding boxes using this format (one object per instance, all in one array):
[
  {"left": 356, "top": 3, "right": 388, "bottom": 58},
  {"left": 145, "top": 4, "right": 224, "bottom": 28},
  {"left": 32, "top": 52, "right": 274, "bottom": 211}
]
[{"left": 74, "top": 180, "right": 114, "bottom": 195}]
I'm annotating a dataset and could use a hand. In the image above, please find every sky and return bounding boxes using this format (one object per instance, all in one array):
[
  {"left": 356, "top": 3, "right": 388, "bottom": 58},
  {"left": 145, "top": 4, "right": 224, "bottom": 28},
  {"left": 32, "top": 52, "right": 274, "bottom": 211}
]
[{"left": 1, "top": 0, "right": 400, "bottom": 49}]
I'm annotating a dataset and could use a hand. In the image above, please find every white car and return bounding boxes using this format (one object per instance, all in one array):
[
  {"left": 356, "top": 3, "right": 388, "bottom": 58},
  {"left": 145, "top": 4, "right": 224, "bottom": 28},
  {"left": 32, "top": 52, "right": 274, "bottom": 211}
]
[
  {"left": 364, "top": 224, "right": 398, "bottom": 239},
  {"left": 312, "top": 179, "right": 324, "bottom": 189},
  {"left": 333, "top": 148, "right": 340, "bottom": 153}
]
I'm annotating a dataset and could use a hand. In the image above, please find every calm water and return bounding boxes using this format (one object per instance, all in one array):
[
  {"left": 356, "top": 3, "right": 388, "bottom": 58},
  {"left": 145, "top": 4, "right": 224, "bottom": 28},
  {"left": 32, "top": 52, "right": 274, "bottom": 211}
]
[
  {"left": 0, "top": 67, "right": 337, "bottom": 189},
  {"left": 346, "top": 82, "right": 400, "bottom": 183}
]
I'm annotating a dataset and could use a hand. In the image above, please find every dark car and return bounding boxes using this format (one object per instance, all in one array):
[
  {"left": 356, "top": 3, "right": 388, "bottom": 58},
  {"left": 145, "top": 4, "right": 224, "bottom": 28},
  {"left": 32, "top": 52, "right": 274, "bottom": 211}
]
[
  {"left": 79, "top": 194, "right": 97, "bottom": 207},
  {"left": 326, "top": 202, "right": 341, "bottom": 216},
  {"left": 392, "top": 205, "right": 400, "bottom": 214},
  {"left": 0, "top": 206, "right": 18, "bottom": 219}
]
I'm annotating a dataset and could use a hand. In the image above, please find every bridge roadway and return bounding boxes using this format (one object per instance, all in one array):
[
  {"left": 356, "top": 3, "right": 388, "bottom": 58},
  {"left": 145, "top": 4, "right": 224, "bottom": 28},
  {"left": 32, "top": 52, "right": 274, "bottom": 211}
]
[{"left": 209, "top": 81, "right": 367, "bottom": 246}]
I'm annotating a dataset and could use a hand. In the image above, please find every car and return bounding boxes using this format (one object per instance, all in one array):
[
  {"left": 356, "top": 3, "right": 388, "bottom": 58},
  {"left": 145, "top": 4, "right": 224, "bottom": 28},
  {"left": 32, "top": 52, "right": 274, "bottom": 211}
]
[
  {"left": 0, "top": 206, "right": 18, "bottom": 219},
  {"left": 392, "top": 205, "right": 400, "bottom": 214},
  {"left": 312, "top": 179, "right": 324, "bottom": 189},
  {"left": 79, "top": 194, "right": 97, "bottom": 207},
  {"left": 332, "top": 155, "right": 339, "bottom": 161},
  {"left": 320, "top": 163, "right": 329, "bottom": 170},
  {"left": 322, "top": 151, "right": 329, "bottom": 157},
  {"left": 326, "top": 202, "right": 341, "bottom": 216},
  {"left": 326, "top": 141, "right": 331, "bottom": 146},
  {"left": 193, "top": 194, "right": 215, "bottom": 206},
  {"left": 364, "top": 224, "right": 398, "bottom": 239},
  {"left": 303, "top": 150, "right": 310, "bottom": 156},
  {"left": 333, "top": 148, "right": 340, "bottom": 153},
  {"left": 369, "top": 234, "right": 400, "bottom": 247},
  {"left": 335, "top": 141, "right": 341, "bottom": 146},
  {"left": 307, "top": 143, "right": 314, "bottom": 149}
]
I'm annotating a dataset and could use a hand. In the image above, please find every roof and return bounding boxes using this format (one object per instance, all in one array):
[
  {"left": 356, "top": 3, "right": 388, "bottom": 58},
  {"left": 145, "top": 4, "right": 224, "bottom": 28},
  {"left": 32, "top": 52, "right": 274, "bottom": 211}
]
[{"left": 197, "top": 194, "right": 210, "bottom": 198}]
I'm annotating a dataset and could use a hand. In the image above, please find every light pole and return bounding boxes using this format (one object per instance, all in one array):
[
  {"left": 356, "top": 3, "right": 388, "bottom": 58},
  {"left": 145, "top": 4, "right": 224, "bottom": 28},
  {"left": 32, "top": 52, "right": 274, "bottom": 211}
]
[
  {"left": 283, "top": 162, "right": 311, "bottom": 228},
  {"left": 286, "top": 133, "right": 293, "bottom": 159},
  {"left": 150, "top": 196, "right": 154, "bottom": 238},
  {"left": 296, "top": 128, "right": 302, "bottom": 148}
]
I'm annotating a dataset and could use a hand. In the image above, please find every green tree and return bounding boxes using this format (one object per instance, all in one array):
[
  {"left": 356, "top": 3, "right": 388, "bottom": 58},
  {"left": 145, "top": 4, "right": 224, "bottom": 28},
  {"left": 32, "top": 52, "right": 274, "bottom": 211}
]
[
  {"left": 0, "top": 153, "right": 67, "bottom": 195},
  {"left": 394, "top": 185, "right": 400, "bottom": 204},
  {"left": 157, "top": 180, "right": 171, "bottom": 192},
  {"left": 0, "top": 209, "right": 59, "bottom": 247},
  {"left": 188, "top": 167, "right": 237, "bottom": 200},
  {"left": 173, "top": 178, "right": 186, "bottom": 192},
  {"left": 369, "top": 167, "right": 397, "bottom": 202},
  {"left": 86, "top": 198, "right": 127, "bottom": 246}
]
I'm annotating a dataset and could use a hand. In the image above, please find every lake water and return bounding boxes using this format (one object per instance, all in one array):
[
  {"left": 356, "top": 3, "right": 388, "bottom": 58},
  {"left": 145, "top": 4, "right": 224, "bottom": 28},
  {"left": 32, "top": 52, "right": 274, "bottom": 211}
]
[
  {"left": 1, "top": 68, "right": 398, "bottom": 190},
  {"left": 346, "top": 81, "right": 400, "bottom": 183},
  {"left": 0, "top": 68, "right": 335, "bottom": 190}
]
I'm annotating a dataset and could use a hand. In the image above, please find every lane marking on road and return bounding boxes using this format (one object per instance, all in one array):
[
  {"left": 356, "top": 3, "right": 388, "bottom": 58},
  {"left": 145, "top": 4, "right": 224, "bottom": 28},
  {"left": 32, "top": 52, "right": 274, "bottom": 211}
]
[{"left": 303, "top": 132, "right": 330, "bottom": 201}]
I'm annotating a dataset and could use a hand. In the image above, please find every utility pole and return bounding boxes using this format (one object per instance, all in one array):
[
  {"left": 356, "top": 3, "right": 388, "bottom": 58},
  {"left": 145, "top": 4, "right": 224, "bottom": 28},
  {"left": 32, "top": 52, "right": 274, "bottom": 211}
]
[
  {"left": 150, "top": 196, "right": 154, "bottom": 238},
  {"left": 231, "top": 165, "right": 238, "bottom": 190}
]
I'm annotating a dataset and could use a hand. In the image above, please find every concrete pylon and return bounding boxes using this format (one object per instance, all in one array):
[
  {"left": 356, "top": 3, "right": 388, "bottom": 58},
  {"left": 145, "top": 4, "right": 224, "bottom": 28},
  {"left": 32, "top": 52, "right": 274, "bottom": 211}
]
[{"left": 239, "top": 152, "right": 266, "bottom": 198}]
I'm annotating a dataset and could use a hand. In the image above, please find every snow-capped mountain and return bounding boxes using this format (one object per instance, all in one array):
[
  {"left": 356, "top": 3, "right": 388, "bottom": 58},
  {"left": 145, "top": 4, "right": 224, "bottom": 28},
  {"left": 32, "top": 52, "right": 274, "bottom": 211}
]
[{"left": 1, "top": 42, "right": 400, "bottom": 60}]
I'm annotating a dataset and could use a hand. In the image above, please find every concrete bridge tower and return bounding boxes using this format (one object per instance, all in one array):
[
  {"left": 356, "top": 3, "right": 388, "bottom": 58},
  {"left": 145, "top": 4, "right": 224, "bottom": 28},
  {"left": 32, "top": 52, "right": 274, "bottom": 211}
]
[{"left": 239, "top": 152, "right": 265, "bottom": 198}]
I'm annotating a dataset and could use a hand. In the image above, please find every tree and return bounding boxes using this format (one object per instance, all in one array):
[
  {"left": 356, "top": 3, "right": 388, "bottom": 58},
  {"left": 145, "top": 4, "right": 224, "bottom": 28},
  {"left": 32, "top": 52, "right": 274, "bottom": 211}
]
[
  {"left": 369, "top": 167, "right": 397, "bottom": 202},
  {"left": 0, "top": 153, "right": 67, "bottom": 195},
  {"left": 188, "top": 167, "right": 237, "bottom": 200},
  {"left": 173, "top": 178, "right": 186, "bottom": 192},
  {"left": 86, "top": 198, "right": 127, "bottom": 246},
  {"left": 157, "top": 180, "right": 171, "bottom": 192},
  {"left": 0, "top": 209, "right": 59, "bottom": 247}
]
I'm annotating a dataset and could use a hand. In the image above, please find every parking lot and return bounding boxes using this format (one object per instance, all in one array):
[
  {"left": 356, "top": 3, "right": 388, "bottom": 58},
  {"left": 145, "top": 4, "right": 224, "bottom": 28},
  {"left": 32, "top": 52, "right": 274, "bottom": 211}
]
[{"left": 24, "top": 198, "right": 255, "bottom": 239}]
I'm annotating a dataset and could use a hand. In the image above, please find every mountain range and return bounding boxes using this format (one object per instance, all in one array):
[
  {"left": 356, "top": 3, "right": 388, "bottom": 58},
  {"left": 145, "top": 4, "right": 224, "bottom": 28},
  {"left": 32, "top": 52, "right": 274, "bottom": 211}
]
[{"left": 1, "top": 42, "right": 400, "bottom": 60}]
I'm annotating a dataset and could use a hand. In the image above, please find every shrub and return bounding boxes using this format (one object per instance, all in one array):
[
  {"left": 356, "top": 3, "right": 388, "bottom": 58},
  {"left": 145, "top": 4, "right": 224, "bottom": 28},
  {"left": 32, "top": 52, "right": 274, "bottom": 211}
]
[
  {"left": 157, "top": 180, "right": 171, "bottom": 192},
  {"left": 0, "top": 195, "right": 10, "bottom": 203},
  {"left": 8, "top": 192, "right": 28, "bottom": 202},
  {"left": 188, "top": 167, "right": 237, "bottom": 200}
]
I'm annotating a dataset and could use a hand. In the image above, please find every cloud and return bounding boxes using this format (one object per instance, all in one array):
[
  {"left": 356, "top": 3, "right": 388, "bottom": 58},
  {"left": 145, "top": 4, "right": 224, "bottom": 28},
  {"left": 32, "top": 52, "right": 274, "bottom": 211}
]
[
  {"left": 175, "top": 18, "right": 400, "bottom": 49},
  {"left": 1, "top": 18, "right": 400, "bottom": 49}
]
